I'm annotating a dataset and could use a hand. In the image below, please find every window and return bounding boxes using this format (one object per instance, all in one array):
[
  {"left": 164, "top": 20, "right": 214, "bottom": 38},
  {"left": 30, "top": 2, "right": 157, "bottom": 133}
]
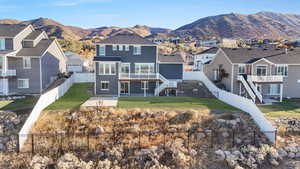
[
  {"left": 118, "top": 45, "right": 123, "bottom": 51},
  {"left": 268, "top": 84, "right": 280, "bottom": 95},
  {"left": 98, "top": 45, "right": 105, "bottom": 56},
  {"left": 125, "top": 45, "right": 130, "bottom": 51},
  {"left": 17, "top": 79, "right": 29, "bottom": 88},
  {"left": 112, "top": 45, "right": 117, "bottom": 51},
  {"left": 133, "top": 46, "right": 141, "bottom": 55},
  {"left": 238, "top": 64, "right": 246, "bottom": 74},
  {"left": 100, "top": 81, "right": 109, "bottom": 91},
  {"left": 275, "top": 65, "right": 288, "bottom": 76},
  {"left": 23, "top": 57, "right": 31, "bottom": 69},
  {"left": 256, "top": 65, "right": 267, "bottom": 76},
  {"left": 141, "top": 81, "right": 149, "bottom": 90},
  {"left": 213, "top": 69, "right": 220, "bottom": 81},
  {"left": 121, "top": 63, "right": 130, "bottom": 73},
  {"left": 98, "top": 63, "right": 116, "bottom": 75},
  {"left": 135, "top": 63, "right": 154, "bottom": 74},
  {"left": 0, "top": 39, "right": 5, "bottom": 50}
]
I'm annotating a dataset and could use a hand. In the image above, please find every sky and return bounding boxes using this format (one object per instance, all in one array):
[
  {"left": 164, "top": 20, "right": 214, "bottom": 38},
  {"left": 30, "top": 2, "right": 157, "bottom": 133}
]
[{"left": 0, "top": 0, "right": 300, "bottom": 29}]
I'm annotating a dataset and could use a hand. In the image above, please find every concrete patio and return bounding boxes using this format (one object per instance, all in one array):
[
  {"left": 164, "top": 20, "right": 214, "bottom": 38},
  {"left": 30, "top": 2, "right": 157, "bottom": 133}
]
[{"left": 81, "top": 97, "right": 118, "bottom": 107}]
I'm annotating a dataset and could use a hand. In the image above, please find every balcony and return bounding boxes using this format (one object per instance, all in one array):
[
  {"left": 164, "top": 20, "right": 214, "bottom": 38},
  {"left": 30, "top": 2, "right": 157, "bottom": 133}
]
[
  {"left": 0, "top": 69, "right": 16, "bottom": 77},
  {"left": 248, "top": 75, "right": 284, "bottom": 83},
  {"left": 119, "top": 73, "right": 160, "bottom": 80}
]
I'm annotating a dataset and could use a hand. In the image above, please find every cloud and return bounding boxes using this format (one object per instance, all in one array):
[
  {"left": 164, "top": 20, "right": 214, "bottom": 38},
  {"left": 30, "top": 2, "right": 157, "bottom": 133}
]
[{"left": 53, "top": 0, "right": 111, "bottom": 6}]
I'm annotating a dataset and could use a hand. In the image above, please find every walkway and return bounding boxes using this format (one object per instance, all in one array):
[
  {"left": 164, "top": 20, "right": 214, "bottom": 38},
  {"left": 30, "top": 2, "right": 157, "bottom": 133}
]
[{"left": 81, "top": 97, "right": 118, "bottom": 107}]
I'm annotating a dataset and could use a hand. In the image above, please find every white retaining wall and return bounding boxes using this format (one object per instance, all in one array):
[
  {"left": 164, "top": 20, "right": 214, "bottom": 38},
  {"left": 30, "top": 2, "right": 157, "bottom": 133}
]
[
  {"left": 183, "top": 71, "right": 277, "bottom": 143},
  {"left": 19, "top": 74, "right": 75, "bottom": 149}
]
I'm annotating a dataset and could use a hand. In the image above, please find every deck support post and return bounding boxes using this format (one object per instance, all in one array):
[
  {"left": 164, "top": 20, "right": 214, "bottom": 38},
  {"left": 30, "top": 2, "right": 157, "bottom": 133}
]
[{"left": 280, "top": 83, "right": 283, "bottom": 102}]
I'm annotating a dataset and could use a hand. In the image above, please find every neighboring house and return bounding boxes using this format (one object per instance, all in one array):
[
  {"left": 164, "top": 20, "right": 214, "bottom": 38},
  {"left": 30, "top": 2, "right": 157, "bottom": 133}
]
[
  {"left": 93, "top": 32, "right": 183, "bottom": 97},
  {"left": 64, "top": 51, "right": 85, "bottom": 72},
  {"left": 196, "top": 40, "right": 220, "bottom": 47},
  {"left": 193, "top": 47, "right": 218, "bottom": 71},
  {"left": 0, "top": 24, "right": 66, "bottom": 96},
  {"left": 204, "top": 48, "right": 300, "bottom": 104}
]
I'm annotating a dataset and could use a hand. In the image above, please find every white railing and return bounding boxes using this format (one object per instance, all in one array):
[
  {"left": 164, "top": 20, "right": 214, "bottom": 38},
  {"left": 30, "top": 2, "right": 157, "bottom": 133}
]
[
  {"left": 248, "top": 75, "right": 283, "bottom": 82},
  {"left": 154, "top": 74, "right": 178, "bottom": 96},
  {"left": 119, "top": 73, "right": 159, "bottom": 80},
  {"left": 247, "top": 78, "right": 263, "bottom": 103},
  {"left": 0, "top": 69, "right": 16, "bottom": 76},
  {"left": 237, "top": 75, "right": 256, "bottom": 102},
  {"left": 183, "top": 71, "right": 276, "bottom": 143},
  {"left": 19, "top": 74, "right": 75, "bottom": 149}
]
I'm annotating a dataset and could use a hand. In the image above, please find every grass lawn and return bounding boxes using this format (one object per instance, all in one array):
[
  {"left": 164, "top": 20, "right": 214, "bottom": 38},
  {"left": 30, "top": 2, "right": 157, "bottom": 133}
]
[
  {"left": 46, "top": 83, "right": 92, "bottom": 110},
  {"left": 0, "top": 96, "right": 39, "bottom": 113},
  {"left": 118, "top": 97, "right": 237, "bottom": 110},
  {"left": 259, "top": 99, "right": 300, "bottom": 118}
]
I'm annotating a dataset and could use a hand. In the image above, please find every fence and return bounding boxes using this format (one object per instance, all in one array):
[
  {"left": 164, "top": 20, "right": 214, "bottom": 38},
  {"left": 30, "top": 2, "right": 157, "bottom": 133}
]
[
  {"left": 19, "top": 74, "right": 75, "bottom": 149},
  {"left": 183, "top": 71, "right": 277, "bottom": 143},
  {"left": 73, "top": 72, "right": 95, "bottom": 83}
]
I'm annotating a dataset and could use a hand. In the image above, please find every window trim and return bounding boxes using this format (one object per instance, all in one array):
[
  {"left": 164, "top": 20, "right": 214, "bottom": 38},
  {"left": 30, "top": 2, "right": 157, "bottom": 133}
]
[
  {"left": 275, "top": 64, "right": 288, "bottom": 76},
  {"left": 133, "top": 45, "right": 141, "bottom": 55},
  {"left": 23, "top": 57, "right": 31, "bottom": 69},
  {"left": 98, "top": 62, "right": 117, "bottom": 75},
  {"left": 17, "top": 79, "right": 29, "bottom": 89},
  {"left": 99, "top": 45, "right": 106, "bottom": 56},
  {"left": 100, "top": 81, "right": 109, "bottom": 91}
]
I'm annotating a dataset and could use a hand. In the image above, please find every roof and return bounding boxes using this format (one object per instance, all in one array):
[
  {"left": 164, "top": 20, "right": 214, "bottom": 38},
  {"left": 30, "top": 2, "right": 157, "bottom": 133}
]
[
  {"left": 93, "top": 57, "right": 121, "bottom": 61},
  {"left": 97, "top": 32, "right": 156, "bottom": 45},
  {"left": 24, "top": 30, "right": 43, "bottom": 40},
  {"left": 16, "top": 39, "right": 54, "bottom": 56},
  {"left": 196, "top": 47, "right": 219, "bottom": 55},
  {"left": 158, "top": 54, "right": 184, "bottom": 63},
  {"left": 0, "top": 50, "right": 14, "bottom": 55},
  {"left": 0, "top": 24, "right": 28, "bottom": 37},
  {"left": 221, "top": 48, "right": 300, "bottom": 64}
]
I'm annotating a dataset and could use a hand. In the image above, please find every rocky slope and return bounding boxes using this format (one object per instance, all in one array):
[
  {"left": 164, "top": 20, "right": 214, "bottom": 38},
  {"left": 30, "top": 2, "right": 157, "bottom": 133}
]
[{"left": 172, "top": 11, "right": 300, "bottom": 40}]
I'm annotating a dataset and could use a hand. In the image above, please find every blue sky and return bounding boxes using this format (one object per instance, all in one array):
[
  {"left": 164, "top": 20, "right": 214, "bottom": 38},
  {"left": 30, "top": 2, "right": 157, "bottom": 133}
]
[{"left": 0, "top": 0, "right": 300, "bottom": 29}]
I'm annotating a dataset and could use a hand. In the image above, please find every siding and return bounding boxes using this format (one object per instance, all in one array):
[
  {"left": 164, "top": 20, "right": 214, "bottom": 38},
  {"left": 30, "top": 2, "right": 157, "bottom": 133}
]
[
  {"left": 204, "top": 50, "right": 233, "bottom": 92},
  {"left": 41, "top": 51, "right": 60, "bottom": 89},
  {"left": 7, "top": 57, "right": 41, "bottom": 94},
  {"left": 159, "top": 64, "right": 183, "bottom": 79},
  {"left": 283, "top": 65, "right": 300, "bottom": 98}
]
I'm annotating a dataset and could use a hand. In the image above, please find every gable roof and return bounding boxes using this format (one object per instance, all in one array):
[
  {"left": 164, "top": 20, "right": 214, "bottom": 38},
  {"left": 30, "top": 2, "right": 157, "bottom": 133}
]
[
  {"left": 220, "top": 48, "right": 300, "bottom": 64},
  {"left": 24, "top": 30, "right": 43, "bottom": 40},
  {"left": 0, "top": 24, "right": 28, "bottom": 37},
  {"left": 158, "top": 54, "right": 184, "bottom": 63},
  {"left": 196, "top": 47, "right": 219, "bottom": 55},
  {"left": 97, "top": 32, "right": 156, "bottom": 45},
  {"left": 16, "top": 39, "right": 54, "bottom": 56}
]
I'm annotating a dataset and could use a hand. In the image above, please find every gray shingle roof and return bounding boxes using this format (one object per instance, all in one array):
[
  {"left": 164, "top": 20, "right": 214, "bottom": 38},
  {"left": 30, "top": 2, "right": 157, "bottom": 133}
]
[
  {"left": 158, "top": 54, "right": 184, "bottom": 63},
  {"left": 97, "top": 32, "right": 156, "bottom": 45},
  {"left": 0, "top": 24, "right": 28, "bottom": 37},
  {"left": 16, "top": 39, "right": 54, "bottom": 56},
  {"left": 196, "top": 47, "right": 219, "bottom": 55},
  {"left": 221, "top": 48, "right": 300, "bottom": 64},
  {"left": 24, "top": 30, "right": 43, "bottom": 40}
]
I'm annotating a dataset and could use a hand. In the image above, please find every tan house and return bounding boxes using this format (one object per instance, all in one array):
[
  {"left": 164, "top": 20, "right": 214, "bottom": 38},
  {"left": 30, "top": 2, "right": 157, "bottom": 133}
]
[{"left": 204, "top": 48, "right": 300, "bottom": 104}]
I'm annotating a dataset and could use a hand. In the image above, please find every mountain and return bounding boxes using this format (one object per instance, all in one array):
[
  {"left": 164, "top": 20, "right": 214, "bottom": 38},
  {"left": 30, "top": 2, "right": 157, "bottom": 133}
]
[
  {"left": 0, "top": 18, "right": 171, "bottom": 40},
  {"left": 172, "top": 11, "right": 300, "bottom": 40}
]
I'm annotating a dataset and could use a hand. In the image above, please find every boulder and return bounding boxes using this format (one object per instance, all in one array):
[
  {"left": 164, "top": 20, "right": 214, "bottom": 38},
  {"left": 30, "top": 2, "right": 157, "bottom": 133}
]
[
  {"left": 278, "top": 148, "right": 288, "bottom": 158},
  {"left": 269, "top": 159, "right": 279, "bottom": 166},
  {"left": 30, "top": 155, "right": 52, "bottom": 169},
  {"left": 95, "top": 126, "right": 105, "bottom": 134},
  {"left": 288, "top": 152, "right": 296, "bottom": 158},
  {"left": 214, "top": 150, "right": 226, "bottom": 161}
]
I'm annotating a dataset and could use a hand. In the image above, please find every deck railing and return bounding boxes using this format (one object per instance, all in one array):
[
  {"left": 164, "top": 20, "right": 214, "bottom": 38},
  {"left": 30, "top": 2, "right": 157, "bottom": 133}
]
[
  {"left": 248, "top": 75, "right": 283, "bottom": 83},
  {"left": 119, "top": 73, "right": 159, "bottom": 80},
  {"left": 0, "top": 69, "right": 16, "bottom": 77}
]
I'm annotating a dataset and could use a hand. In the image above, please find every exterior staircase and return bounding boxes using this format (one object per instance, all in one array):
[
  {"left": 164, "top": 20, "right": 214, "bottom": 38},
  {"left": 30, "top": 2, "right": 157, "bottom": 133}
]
[
  {"left": 238, "top": 74, "right": 263, "bottom": 104},
  {"left": 154, "top": 74, "right": 177, "bottom": 96}
]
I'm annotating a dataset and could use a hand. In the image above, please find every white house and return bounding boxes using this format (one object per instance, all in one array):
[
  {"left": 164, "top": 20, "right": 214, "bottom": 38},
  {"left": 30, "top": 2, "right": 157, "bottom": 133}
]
[{"left": 193, "top": 47, "right": 218, "bottom": 71}]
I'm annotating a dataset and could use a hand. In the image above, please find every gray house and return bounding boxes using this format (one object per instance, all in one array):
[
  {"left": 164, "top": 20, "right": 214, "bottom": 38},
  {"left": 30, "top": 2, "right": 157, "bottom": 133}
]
[
  {"left": 0, "top": 24, "right": 67, "bottom": 95},
  {"left": 204, "top": 48, "right": 300, "bottom": 104},
  {"left": 94, "top": 32, "right": 183, "bottom": 97}
]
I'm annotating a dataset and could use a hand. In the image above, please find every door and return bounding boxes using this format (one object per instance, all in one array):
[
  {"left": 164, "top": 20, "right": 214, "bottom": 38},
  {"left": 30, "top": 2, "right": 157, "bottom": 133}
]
[{"left": 120, "top": 82, "right": 130, "bottom": 95}]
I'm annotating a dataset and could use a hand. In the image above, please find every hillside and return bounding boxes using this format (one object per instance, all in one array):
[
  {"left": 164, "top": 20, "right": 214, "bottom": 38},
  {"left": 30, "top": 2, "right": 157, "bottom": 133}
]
[{"left": 172, "top": 11, "right": 300, "bottom": 40}]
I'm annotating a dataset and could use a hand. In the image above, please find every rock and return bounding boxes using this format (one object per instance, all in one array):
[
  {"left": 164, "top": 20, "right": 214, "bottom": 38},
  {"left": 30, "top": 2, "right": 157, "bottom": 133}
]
[
  {"left": 269, "top": 159, "right": 279, "bottom": 166},
  {"left": 295, "top": 152, "right": 300, "bottom": 158},
  {"left": 96, "top": 159, "right": 121, "bottom": 169},
  {"left": 0, "top": 125, "right": 4, "bottom": 135},
  {"left": 0, "top": 143, "right": 5, "bottom": 151},
  {"left": 95, "top": 126, "right": 105, "bottom": 134},
  {"left": 235, "top": 138, "right": 242, "bottom": 144},
  {"left": 222, "top": 132, "right": 230, "bottom": 138},
  {"left": 196, "top": 133, "right": 206, "bottom": 140},
  {"left": 190, "top": 149, "right": 197, "bottom": 156},
  {"left": 288, "top": 152, "right": 296, "bottom": 158},
  {"left": 215, "top": 150, "right": 226, "bottom": 161},
  {"left": 57, "top": 153, "right": 93, "bottom": 169},
  {"left": 30, "top": 155, "right": 52, "bottom": 169},
  {"left": 234, "top": 165, "right": 244, "bottom": 169},
  {"left": 278, "top": 148, "right": 288, "bottom": 158},
  {"left": 78, "top": 125, "right": 86, "bottom": 130}
]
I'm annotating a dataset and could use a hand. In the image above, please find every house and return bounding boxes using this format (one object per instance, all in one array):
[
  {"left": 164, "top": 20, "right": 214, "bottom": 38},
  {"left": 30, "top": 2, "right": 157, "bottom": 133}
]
[
  {"left": 64, "top": 51, "right": 92, "bottom": 72},
  {"left": 196, "top": 40, "right": 220, "bottom": 48},
  {"left": 204, "top": 48, "right": 300, "bottom": 104},
  {"left": 93, "top": 32, "right": 183, "bottom": 97},
  {"left": 0, "top": 24, "right": 66, "bottom": 96},
  {"left": 193, "top": 47, "right": 218, "bottom": 71}
]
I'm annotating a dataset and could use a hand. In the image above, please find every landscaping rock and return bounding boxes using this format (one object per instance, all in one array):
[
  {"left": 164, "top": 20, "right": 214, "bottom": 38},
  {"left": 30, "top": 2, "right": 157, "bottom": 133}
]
[
  {"left": 30, "top": 155, "right": 52, "bottom": 169},
  {"left": 215, "top": 150, "right": 226, "bottom": 160},
  {"left": 95, "top": 126, "right": 105, "bottom": 134}
]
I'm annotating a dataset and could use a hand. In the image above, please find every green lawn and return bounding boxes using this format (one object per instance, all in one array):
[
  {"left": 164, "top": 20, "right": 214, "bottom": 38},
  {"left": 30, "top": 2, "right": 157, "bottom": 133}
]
[
  {"left": 46, "top": 83, "right": 92, "bottom": 110},
  {"left": 259, "top": 99, "right": 300, "bottom": 117},
  {"left": 0, "top": 96, "right": 39, "bottom": 113},
  {"left": 118, "top": 97, "right": 237, "bottom": 110}
]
